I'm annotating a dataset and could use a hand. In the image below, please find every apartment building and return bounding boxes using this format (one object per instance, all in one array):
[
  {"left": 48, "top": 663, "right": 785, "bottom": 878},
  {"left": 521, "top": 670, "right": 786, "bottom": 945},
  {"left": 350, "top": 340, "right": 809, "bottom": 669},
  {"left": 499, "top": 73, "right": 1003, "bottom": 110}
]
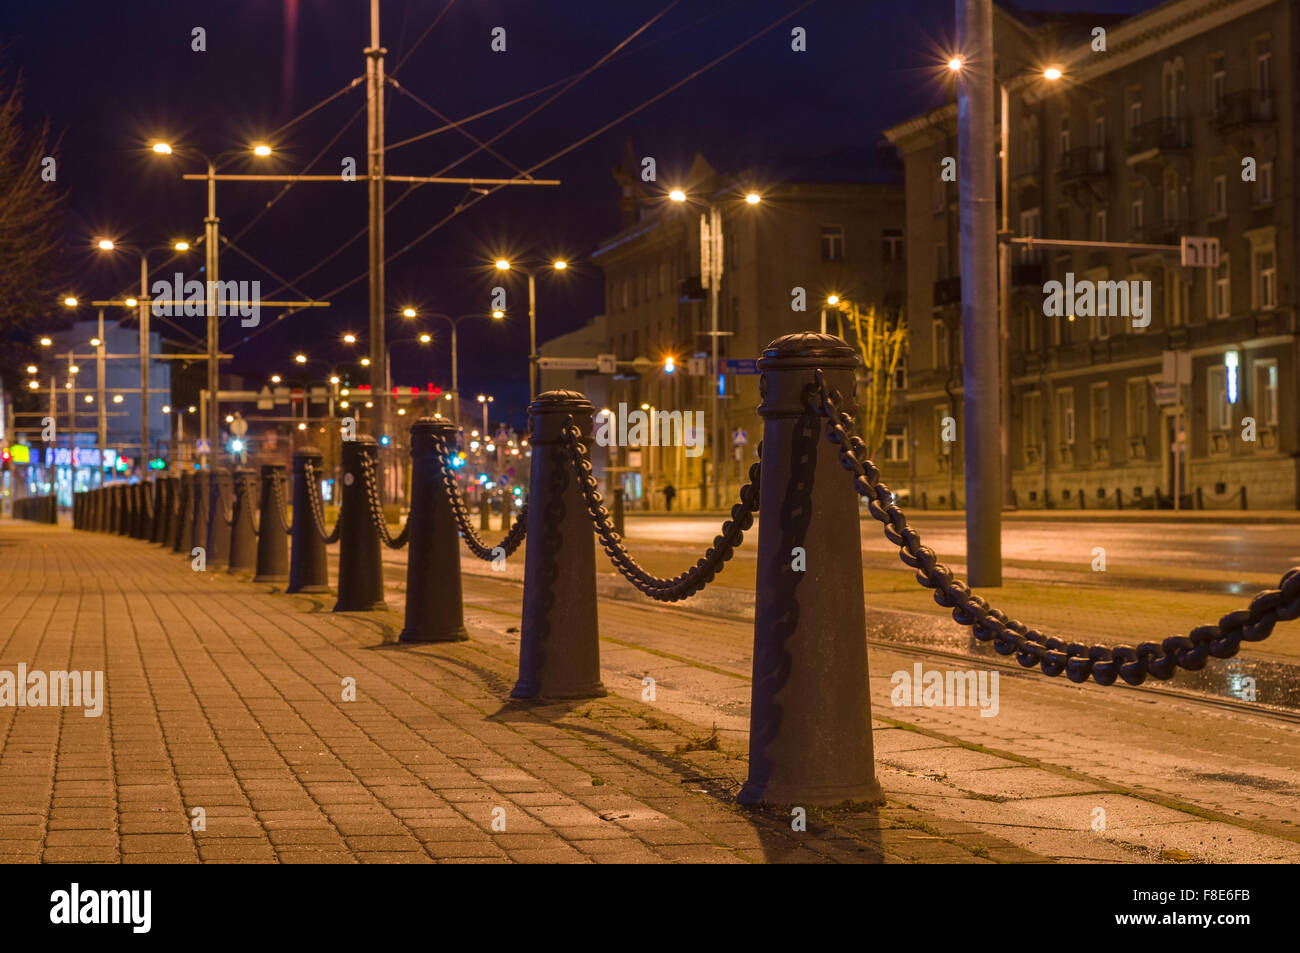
[{"left": 885, "top": 0, "right": 1297, "bottom": 508}]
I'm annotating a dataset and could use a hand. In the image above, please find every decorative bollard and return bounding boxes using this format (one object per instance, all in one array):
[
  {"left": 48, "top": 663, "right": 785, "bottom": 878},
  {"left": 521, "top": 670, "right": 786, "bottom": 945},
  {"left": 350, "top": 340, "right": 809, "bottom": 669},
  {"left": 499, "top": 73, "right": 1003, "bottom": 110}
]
[
  {"left": 480, "top": 494, "right": 491, "bottom": 531},
  {"left": 108, "top": 484, "right": 122, "bottom": 535},
  {"left": 227, "top": 468, "right": 259, "bottom": 573},
  {"left": 205, "top": 468, "right": 235, "bottom": 569},
  {"left": 737, "top": 332, "right": 882, "bottom": 808},
  {"left": 149, "top": 479, "right": 166, "bottom": 543},
  {"left": 190, "top": 470, "right": 211, "bottom": 555},
  {"left": 131, "top": 481, "right": 149, "bottom": 539},
  {"left": 253, "top": 464, "right": 289, "bottom": 583},
  {"left": 158, "top": 476, "right": 178, "bottom": 547},
  {"left": 287, "top": 448, "right": 329, "bottom": 593},
  {"left": 118, "top": 483, "right": 133, "bottom": 537},
  {"left": 399, "top": 419, "right": 467, "bottom": 642},
  {"left": 512, "top": 390, "right": 604, "bottom": 699},
  {"left": 93, "top": 487, "right": 106, "bottom": 533},
  {"left": 173, "top": 473, "right": 192, "bottom": 552},
  {"left": 333, "top": 435, "right": 386, "bottom": 612}
]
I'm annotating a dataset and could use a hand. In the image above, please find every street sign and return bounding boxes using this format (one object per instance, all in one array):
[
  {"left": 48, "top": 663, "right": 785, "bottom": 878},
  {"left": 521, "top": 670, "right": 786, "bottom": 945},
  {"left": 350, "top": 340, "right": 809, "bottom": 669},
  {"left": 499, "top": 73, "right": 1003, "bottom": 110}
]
[
  {"left": 257, "top": 385, "right": 273, "bottom": 410},
  {"left": 195, "top": 439, "right": 211, "bottom": 454},
  {"left": 1180, "top": 236, "right": 1220, "bottom": 268},
  {"left": 536, "top": 357, "right": 600, "bottom": 371},
  {"left": 596, "top": 353, "right": 616, "bottom": 374},
  {"left": 687, "top": 356, "right": 707, "bottom": 376},
  {"left": 723, "top": 359, "right": 759, "bottom": 375},
  {"left": 1153, "top": 382, "right": 1178, "bottom": 406},
  {"left": 733, "top": 427, "right": 748, "bottom": 446}
]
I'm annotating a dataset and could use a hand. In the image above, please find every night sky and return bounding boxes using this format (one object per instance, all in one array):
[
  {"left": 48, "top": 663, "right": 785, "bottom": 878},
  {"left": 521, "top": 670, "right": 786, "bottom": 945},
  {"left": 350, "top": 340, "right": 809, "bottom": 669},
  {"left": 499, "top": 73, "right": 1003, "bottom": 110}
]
[{"left": 3, "top": 0, "right": 1162, "bottom": 424}]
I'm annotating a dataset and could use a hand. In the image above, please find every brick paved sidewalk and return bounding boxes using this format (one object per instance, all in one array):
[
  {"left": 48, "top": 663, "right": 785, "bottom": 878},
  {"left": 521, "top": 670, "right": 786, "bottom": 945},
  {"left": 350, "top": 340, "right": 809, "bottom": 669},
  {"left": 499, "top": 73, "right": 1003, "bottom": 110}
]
[{"left": 0, "top": 519, "right": 1041, "bottom": 864}]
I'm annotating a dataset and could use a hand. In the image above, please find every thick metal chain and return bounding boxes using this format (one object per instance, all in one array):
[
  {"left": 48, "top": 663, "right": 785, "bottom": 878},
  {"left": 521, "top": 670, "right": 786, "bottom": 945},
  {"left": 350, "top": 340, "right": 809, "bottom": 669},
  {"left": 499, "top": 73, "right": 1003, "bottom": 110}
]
[
  {"left": 433, "top": 436, "right": 527, "bottom": 560},
  {"left": 271, "top": 471, "right": 292, "bottom": 536},
  {"left": 303, "top": 461, "right": 341, "bottom": 544},
  {"left": 809, "top": 370, "right": 1300, "bottom": 686},
  {"left": 560, "top": 418, "right": 760, "bottom": 602},
  {"left": 358, "top": 452, "right": 410, "bottom": 549}
]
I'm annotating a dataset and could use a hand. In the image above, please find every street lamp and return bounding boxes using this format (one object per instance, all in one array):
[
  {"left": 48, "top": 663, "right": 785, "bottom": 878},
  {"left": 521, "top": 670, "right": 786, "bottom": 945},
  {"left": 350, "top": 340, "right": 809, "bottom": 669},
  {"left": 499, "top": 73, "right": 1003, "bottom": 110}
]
[
  {"left": 152, "top": 139, "right": 273, "bottom": 467},
  {"left": 492, "top": 256, "right": 572, "bottom": 399},
  {"left": 398, "top": 308, "right": 503, "bottom": 426},
  {"left": 663, "top": 186, "right": 763, "bottom": 507}
]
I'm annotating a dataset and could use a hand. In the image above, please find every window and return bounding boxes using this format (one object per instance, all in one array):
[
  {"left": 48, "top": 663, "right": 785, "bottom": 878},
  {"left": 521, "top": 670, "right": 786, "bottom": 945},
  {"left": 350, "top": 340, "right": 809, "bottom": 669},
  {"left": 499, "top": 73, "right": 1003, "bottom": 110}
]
[
  {"left": 821, "top": 225, "right": 845, "bottom": 261},
  {"left": 1163, "top": 170, "right": 1180, "bottom": 222},
  {"left": 932, "top": 317, "right": 950, "bottom": 369},
  {"left": 619, "top": 279, "right": 629, "bottom": 310},
  {"left": 1023, "top": 303, "right": 1041, "bottom": 351},
  {"left": 1056, "top": 388, "right": 1076, "bottom": 445},
  {"left": 1162, "top": 58, "right": 1185, "bottom": 118},
  {"left": 1166, "top": 267, "right": 1186, "bottom": 328},
  {"left": 1257, "top": 161, "right": 1274, "bottom": 204},
  {"left": 1213, "top": 256, "right": 1230, "bottom": 318},
  {"left": 1208, "top": 365, "right": 1231, "bottom": 430},
  {"left": 1128, "top": 98, "right": 1142, "bottom": 132},
  {"left": 1091, "top": 309, "right": 1110, "bottom": 341},
  {"left": 1130, "top": 188, "right": 1144, "bottom": 231},
  {"left": 1094, "top": 208, "right": 1108, "bottom": 242},
  {"left": 1254, "top": 359, "right": 1278, "bottom": 427},
  {"left": 893, "top": 362, "right": 908, "bottom": 390},
  {"left": 1255, "top": 248, "right": 1276, "bottom": 310},
  {"left": 1090, "top": 383, "right": 1110, "bottom": 444},
  {"left": 883, "top": 425, "right": 908, "bottom": 463},
  {"left": 1018, "top": 208, "right": 1041, "bottom": 262},
  {"left": 883, "top": 228, "right": 903, "bottom": 261},
  {"left": 1059, "top": 117, "right": 1071, "bottom": 156},
  {"left": 1093, "top": 113, "right": 1106, "bottom": 151},
  {"left": 1256, "top": 36, "right": 1272, "bottom": 92},
  {"left": 1210, "top": 54, "right": 1226, "bottom": 113},
  {"left": 1023, "top": 392, "right": 1042, "bottom": 460},
  {"left": 1211, "top": 174, "right": 1227, "bottom": 217},
  {"left": 1126, "top": 379, "right": 1148, "bottom": 437}
]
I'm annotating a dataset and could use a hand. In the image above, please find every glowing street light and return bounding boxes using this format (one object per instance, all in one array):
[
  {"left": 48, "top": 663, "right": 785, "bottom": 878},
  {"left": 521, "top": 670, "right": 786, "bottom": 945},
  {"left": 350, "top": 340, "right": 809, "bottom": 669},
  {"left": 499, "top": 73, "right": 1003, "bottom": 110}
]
[
  {"left": 252, "top": 144, "right": 272, "bottom": 157},
  {"left": 27, "top": 380, "right": 39, "bottom": 390},
  {"left": 294, "top": 353, "right": 307, "bottom": 364},
  {"left": 174, "top": 241, "right": 190, "bottom": 251},
  {"left": 97, "top": 239, "right": 114, "bottom": 251},
  {"left": 552, "top": 259, "right": 568, "bottom": 270},
  {"left": 948, "top": 57, "right": 963, "bottom": 71},
  {"left": 63, "top": 297, "right": 78, "bottom": 308},
  {"left": 402, "top": 307, "right": 417, "bottom": 318},
  {"left": 125, "top": 297, "right": 138, "bottom": 308},
  {"left": 112, "top": 394, "right": 124, "bottom": 403},
  {"left": 495, "top": 259, "right": 510, "bottom": 271},
  {"left": 668, "top": 189, "right": 686, "bottom": 202},
  {"left": 826, "top": 294, "right": 840, "bottom": 305},
  {"left": 492, "top": 310, "right": 504, "bottom": 319},
  {"left": 151, "top": 142, "right": 173, "bottom": 154},
  {"left": 1043, "top": 66, "right": 1063, "bottom": 81},
  {"left": 343, "top": 332, "right": 356, "bottom": 344},
  {"left": 26, "top": 365, "right": 37, "bottom": 374},
  {"left": 39, "top": 337, "right": 52, "bottom": 347},
  {"left": 745, "top": 192, "right": 761, "bottom": 204},
  {"left": 90, "top": 338, "right": 101, "bottom": 347}
]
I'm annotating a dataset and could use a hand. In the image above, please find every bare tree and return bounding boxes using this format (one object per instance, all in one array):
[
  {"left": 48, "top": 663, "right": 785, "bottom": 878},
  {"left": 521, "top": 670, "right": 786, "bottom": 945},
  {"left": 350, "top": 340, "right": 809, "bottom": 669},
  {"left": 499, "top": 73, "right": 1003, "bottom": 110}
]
[
  {"left": 831, "top": 301, "right": 907, "bottom": 461},
  {"left": 0, "top": 68, "right": 64, "bottom": 385}
]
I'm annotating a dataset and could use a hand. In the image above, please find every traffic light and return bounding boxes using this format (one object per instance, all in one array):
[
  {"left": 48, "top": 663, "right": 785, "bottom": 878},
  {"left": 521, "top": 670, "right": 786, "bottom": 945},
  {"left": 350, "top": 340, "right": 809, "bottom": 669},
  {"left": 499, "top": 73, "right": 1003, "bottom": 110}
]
[{"left": 663, "top": 356, "right": 676, "bottom": 374}]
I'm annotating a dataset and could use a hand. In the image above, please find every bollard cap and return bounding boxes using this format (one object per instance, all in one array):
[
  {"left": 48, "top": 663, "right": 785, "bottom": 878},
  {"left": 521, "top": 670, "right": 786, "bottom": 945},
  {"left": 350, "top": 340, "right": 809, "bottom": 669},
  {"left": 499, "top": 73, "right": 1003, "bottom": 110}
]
[
  {"left": 410, "top": 416, "right": 458, "bottom": 437},
  {"left": 292, "top": 445, "right": 324, "bottom": 460},
  {"left": 527, "top": 389, "right": 593, "bottom": 415},
  {"left": 759, "top": 332, "right": 858, "bottom": 369},
  {"left": 260, "top": 463, "right": 286, "bottom": 475}
]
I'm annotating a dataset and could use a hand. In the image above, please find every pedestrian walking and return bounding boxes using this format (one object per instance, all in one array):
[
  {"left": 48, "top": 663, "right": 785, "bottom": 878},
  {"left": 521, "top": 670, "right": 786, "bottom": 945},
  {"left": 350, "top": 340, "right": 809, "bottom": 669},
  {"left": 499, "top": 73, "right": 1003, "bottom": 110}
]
[{"left": 662, "top": 483, "right": 676, "bottom": 511}]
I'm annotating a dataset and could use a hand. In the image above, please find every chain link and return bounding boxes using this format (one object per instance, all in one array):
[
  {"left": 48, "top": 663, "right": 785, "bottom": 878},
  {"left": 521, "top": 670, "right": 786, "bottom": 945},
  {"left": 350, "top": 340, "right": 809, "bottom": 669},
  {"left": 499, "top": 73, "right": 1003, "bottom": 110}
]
[
  {"left": 303, "top": 461, "right": 341, "bottom": 544},
  {"left": 433, "top": 436, "right": 527, "bottom": 560},
  {"left": 358, "top": 451, "right": 410, "bottom": 549},
  {"left": 808, "top": 370, "right": 1300, "bottom": 686},
  {"left": 560, "top": 418, "right": 760, "bottom": 602},
  {"left": 271, "top": 470, "right": 292, "bottom": 536}
]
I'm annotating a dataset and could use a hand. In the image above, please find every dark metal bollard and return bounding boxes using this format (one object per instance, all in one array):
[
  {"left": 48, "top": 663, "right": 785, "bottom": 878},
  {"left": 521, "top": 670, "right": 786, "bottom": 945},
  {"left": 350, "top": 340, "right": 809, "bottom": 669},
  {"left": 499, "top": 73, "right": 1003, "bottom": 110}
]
[
  {"left": 149, "top": 479, "right": 166, "bottom": 543},
  {"left": 158, "top": 476, "right": 178, "bottom": 546},
  {"left": 121, "top": 483, "right": 133, "bottom": 536},
  {"left": 480, "top": 493, "right": 491, "bottom": 531},
  {"left": 130, "top": 481, "right": 147, "bottom": 539},
  {"left": 512, "top": 390, "right": 605, "bottom": 699},
  {"left": 227, "top": 468, "right": 259, "bottom": 573},
  {"left": 190, "top": 470, "right": 211, "bottom": 555},
  {"left": 254, "top": 464, "right": 290, "bottom": 583},
  {"left": 173, "top": 473, "right": 192, "bottom": 552},
  {"left": 400, "top": 419, "right": 467, "bottom": 642},
  {"left": 287, "top": 448, "right": 329, "bottom": 593},
  {"left": 333, "top": 435, "right": 386, "bottom": 612},
  {"left": 500, "top": 492, "right": 512, "bottom": 534},
  {"left": 612, "top": 485, "right": 625, "bottom": 539},
  {"left": 93, "top": 487, "right": 105, "bottom": 533},
  {"left": 737, "top": 332, "right": 882, "bottom": 808},
  {"left": 205, "top": 468, "right": 234, "bottom": 569}
]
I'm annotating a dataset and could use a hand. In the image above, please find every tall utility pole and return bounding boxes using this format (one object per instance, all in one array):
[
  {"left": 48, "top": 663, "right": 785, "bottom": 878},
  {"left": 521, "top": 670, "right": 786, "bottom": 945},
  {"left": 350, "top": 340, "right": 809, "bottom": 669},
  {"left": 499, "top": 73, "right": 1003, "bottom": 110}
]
[
  {"left": 705, "top": 205, "right": 722, "bottom": 509},
  {"left": 956, "top": 0, "right": 1002, "bottom": 586},
  {"left": 95, "top": 309, "right": 107, "bottom": 456},
  {"left": 138, "top": 256, "right": 150, "bottom": 466},
  {"left": 366, "top": 0, "right": 387, "bottom": 452},
  {"left": 204, "top": 160, "right": 219, "bottom": 468},
  {"left": 999, "top": 82, "right": 1013, "bottom": 508}
]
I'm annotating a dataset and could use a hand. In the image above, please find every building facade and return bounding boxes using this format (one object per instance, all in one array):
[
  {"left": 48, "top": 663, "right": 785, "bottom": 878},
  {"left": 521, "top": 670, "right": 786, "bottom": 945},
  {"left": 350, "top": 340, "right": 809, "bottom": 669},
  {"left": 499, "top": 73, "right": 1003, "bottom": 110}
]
[
  {"left": 588, "top": 148, "right": 905, "bottom": 510},
  {"left": 886, "top": 0, "right": 1298, "bottom": 509}
]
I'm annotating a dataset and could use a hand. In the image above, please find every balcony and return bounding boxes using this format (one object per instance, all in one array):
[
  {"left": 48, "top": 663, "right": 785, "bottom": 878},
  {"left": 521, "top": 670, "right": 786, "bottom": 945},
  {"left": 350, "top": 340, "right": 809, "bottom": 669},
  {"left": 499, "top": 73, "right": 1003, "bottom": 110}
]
[
  {"left": 1125, "top": 118, "right": 1190, "bottom": 161},
  {"left": 1213, "top": 90, "right": 1276, "bottom": 131},
  {"left": 933, "top": 275, "right": 962, "bottom": 307},
  {"left": 1057, "top": 147, "right": 1108, "bottom": 183}
]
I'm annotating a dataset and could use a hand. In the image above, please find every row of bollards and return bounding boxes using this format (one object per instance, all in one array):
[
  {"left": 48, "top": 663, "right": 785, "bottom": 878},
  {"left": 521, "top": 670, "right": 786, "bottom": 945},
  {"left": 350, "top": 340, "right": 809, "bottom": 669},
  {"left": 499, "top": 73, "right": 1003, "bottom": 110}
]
[
  {"left": 13, "top": 494, "right": 58, "bottom": 524},
  {"left": 66, "top": 333, "right": 879, "bottom": 806}
]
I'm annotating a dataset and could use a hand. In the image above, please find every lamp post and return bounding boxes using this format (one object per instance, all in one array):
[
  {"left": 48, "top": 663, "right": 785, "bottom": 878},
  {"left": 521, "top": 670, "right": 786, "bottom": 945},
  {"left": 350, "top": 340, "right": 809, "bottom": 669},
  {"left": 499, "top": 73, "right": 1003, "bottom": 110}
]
[
  {"left": 399, "top": 308, "right": 504, "bottom": 426},
  {"left": 152, "top": 141, "right": 273, "bottom": 468},
  {"left": 493, "top": 258, "right": 569, "bottom": 400},
  {"left": 668, "top": 188, "right": 761, "bottom": 508}
]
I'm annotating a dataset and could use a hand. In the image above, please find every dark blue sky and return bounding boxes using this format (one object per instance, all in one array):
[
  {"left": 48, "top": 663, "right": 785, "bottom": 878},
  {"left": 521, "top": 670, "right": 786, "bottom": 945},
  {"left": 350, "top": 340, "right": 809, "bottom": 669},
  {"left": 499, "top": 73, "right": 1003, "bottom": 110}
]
[{"left": 3, "top": 0, "right": 1163, "bottom": 421}]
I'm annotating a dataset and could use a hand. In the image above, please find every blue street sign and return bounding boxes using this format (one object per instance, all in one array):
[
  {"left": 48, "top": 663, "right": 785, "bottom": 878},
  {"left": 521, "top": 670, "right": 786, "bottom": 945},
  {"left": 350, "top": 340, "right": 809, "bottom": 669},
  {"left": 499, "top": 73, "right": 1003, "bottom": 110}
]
[{"left": 723, "top": 359, "right": 759, "bottom": 375}]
